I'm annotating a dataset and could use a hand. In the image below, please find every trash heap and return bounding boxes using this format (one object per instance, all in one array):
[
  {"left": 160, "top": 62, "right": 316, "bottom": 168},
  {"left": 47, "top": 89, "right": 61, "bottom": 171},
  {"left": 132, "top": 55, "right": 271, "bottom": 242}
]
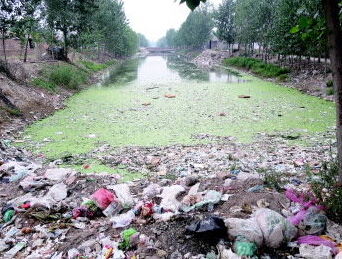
[{"left": 1, "top": 155, "right": 342, "bottom": 259}]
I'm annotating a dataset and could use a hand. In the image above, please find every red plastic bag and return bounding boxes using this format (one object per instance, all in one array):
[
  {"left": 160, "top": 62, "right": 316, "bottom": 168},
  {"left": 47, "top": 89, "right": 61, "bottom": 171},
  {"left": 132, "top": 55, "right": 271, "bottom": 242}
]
[{"left": 91, "top": 189, "right": 115, "bottom": 210}]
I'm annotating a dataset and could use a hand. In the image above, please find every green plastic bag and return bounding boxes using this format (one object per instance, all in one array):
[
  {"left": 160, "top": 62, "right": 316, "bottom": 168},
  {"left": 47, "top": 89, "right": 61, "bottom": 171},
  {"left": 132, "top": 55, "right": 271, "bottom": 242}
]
[
  {"left": 118, "top": 228, "right": 137, "bottom": 250},
  {"left": 233, "top": 236, "right": 257, "bottom": 256},
  {"left": 3, "top": 210, "right": 15, "bottom": 222}
]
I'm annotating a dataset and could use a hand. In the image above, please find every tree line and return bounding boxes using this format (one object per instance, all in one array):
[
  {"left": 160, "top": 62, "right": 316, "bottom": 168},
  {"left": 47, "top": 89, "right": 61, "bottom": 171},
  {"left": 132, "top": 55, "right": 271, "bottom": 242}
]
[
  {"left": 158, "top": 5, "right": 214, "bottom": 49},
  {"left": 0, "top": 0, "right": 148, "bottom": 62}
]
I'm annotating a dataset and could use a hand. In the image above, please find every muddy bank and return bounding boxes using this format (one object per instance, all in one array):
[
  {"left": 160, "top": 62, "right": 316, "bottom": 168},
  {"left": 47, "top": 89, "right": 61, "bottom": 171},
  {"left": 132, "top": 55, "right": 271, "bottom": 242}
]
[{"left": 0, "top": 60, "right": 120, "bottom": 139}]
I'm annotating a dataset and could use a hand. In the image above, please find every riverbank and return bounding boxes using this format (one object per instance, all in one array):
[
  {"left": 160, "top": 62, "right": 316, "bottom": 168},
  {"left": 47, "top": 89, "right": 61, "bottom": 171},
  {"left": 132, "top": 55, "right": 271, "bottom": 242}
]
[
  {"left": 0, "top": 58, "right": 122, "bottom": 139},
  {"left": 191, "top": 49, "right": 334, "bottom": 101}
]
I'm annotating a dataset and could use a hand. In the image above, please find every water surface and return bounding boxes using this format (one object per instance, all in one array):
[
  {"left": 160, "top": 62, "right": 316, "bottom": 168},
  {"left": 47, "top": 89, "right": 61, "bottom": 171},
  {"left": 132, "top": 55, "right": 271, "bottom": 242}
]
[{"left": 20, "top": 56, "right": 335, "bottom": 161}]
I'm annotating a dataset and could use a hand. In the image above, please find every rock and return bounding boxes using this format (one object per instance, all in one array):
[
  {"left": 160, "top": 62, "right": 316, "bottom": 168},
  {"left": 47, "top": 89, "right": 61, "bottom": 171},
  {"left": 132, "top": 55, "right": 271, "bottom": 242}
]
[
  {"left": 170, "top": 251, "right": 183, "bottom": 259},
  {"left": 299, "top": 244, "right": 332, "bottom": 259},
  {"left": 156, "top": 249, "right": 168, "bottom": 258},
  {"left": 185, "top": 175, "right": 199, "bottom": 186},
  {"left": 44, "top": 168, "right": 73, "bottom": 182}
]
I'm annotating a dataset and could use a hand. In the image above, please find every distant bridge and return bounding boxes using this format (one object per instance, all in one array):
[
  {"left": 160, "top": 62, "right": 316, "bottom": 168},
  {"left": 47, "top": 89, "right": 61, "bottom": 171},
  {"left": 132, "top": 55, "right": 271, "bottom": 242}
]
[{"left": 145, "top": 47, "right": 175, "bottom": 54}]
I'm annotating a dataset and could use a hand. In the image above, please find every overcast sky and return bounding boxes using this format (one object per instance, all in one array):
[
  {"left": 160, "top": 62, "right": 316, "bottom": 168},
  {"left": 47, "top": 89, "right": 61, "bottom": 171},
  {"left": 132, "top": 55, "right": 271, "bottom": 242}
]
[{"left": 122, "top": 0, "right": 222, "bottom": 43}]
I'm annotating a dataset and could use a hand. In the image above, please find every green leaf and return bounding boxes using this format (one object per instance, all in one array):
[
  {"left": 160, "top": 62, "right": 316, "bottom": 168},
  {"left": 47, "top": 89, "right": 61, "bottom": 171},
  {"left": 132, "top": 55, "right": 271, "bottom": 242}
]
[
  {"left": 290, "top": 25, "right": 300, "bottom": 34},
  {"left": 185, "top": 0, "right": 201, "bottom": 11},
  {"left": 298, "top": 17, "right": 309, "bottom": 29}
]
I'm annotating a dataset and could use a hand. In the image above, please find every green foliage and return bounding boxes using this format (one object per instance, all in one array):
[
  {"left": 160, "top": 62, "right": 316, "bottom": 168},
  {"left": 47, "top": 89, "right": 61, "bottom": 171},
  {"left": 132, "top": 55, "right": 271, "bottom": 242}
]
[
  {"left": 310, "top": 161, "right": 342, "bottom": 222},
  {"left": 326, "top": 79, "right": 333, "bottom": 87},
  {"left": 326, "top": 87, "right": 334, "bottom": 96},
  {"left": 137, "top": 33, "right": 149, "bottom": 47},
  {"left": 2, "top": 107, "right": 22, "bottom": 116},
  {"left": 163, "top": 5, "right": 213, "bottom": 49},
  {"left": 258, "top": 169, "right": 286, "bottom": 191},
  {"left": 31, "top": 77, "right": 56, "bottom": 91},
  {"left": 179, "top": 0, "right": 207, "bottom": 11},
  {"left": 79, "top": 60, "right": 116, "bottom": 72},
  {"left": 278, "top": 74, "right": 288, "bottom": 82},
  {"left": 223, "top": 57, "right": 290, "bottom": 78},
  {"left": 214, "top": 0, "right": 235, "bottom": 45},
  {"left": 42, "top": 65, "right": 88, "bottom": 89}
]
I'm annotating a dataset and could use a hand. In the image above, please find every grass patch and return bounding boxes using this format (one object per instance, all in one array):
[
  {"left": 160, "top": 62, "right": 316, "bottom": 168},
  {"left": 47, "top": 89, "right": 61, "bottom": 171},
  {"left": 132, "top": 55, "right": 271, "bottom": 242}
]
[
  {"left": 2, "top": 107, "right": 21, "bottom": 116},
  {"left": 223, "top": 57, "right": 290, "bottom": 78},
  {"left": 32, "top": 78, "right": 56, "bottom": 91},
  {"left": 79, "top": 60, "right": 117, "bottom": 72},
  {"left": 326, "top": 80, "right": 333, "bottom": 87},
  {"left": 42, "top": 64, "right": 88, "bottom": 90},
  {"left": 326, "top": 87, "right": 334, "bottom": 96}
]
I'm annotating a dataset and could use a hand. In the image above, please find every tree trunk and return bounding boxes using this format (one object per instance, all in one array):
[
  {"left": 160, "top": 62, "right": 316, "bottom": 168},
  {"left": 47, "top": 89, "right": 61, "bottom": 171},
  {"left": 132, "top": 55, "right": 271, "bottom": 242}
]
[
  {"left": 2, "top": 30, "right": 7, "bottom": 62},
  {"left": 63, "top": 29, "right": 68, "bottom": 60},
  {"left": 23, "top": 30, "right": 31, "bottom": 63},
  {"left": 322, "top": 0, "right": 342, "bottom": 184}
]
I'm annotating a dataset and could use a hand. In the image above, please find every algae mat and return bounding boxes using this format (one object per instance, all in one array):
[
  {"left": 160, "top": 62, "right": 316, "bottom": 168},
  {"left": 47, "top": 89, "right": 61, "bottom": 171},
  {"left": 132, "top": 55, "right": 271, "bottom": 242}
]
[{"left": 19, "top": 57, "right": 335, "bottom": 161}]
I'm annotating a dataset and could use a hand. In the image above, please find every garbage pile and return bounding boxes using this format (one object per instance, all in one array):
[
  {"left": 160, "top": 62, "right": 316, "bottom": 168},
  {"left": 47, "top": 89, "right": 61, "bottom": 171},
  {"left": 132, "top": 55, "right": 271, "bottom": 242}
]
[{"left": 1, "top": 154, "right": 342, "bottom": 259}]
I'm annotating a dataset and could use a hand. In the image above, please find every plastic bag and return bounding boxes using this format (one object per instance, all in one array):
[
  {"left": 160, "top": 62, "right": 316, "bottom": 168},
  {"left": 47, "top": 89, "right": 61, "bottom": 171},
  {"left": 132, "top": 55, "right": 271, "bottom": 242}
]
[
  {"left": 118, "top": 228, "right": 138, "bottom": 250},
  {"left": 187, "top": 216, "right": 227, "bottom": 241},
  {"left": 111, "top": 210, "right": 135, "bottom": 229},
  {"left": 297, "top": 207, "right": 327, "bottom": 235},
  {"left": 159, "top": 185, "right": 185, "bottom": 212},
  {"left": 233, "top": 236, "right": 257, "bottom": 256},
  {"left": 91, "top": 189, "right": 115, "bottom": 210},
  {"left": 297, "top": 235, "right": 339, "bottom": 255},
  {"left": 299, "top": 244, "right": 333, "bottom": 259},
  {"left": 109, "top": 184, "right": 134, "bottom": 208},
  {"left": 254, "top": 208, "right": 297, "bottom": 248},
  {"left": 225, "top": 217, "right": 263, "bottom": 247}
]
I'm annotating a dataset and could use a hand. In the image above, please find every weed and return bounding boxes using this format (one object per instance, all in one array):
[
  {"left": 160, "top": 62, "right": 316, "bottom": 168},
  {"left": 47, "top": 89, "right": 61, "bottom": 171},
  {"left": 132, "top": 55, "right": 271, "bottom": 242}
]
[
  {"left": 32, "top": 78, "right": 56, "bottom": 91},
  {"left": 2, "top": 107, "right": 21, "bottom": 116},
  {"left": 278, "top": 74, "right": 288, "bottom": 82},
  {"left": 222, "top": 57, "right": 290, "bottom": 78},
  {"left": 326, "top": 87, "right": 334, "bottom": 96},
  {"left": 326, "top": 80, "right": 333, "bottom": 87},
  {"left": 79, "top": 60, "right": 115, "bottom": 72},
  {"left": 309, "top": 160, "right": 342, "bottom": 222},
  {"left": 258, "top": 168, "right": 286, "bottom": 191},
  {"left": 43, "top": 65, "right": 88, "bottom": 89}
]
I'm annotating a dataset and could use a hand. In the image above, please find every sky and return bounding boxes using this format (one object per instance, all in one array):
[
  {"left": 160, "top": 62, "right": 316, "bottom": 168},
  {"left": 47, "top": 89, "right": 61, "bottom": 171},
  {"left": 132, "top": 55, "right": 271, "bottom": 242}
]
[{"left": 122, "top": 0, "right": 223, "bottom": 43}]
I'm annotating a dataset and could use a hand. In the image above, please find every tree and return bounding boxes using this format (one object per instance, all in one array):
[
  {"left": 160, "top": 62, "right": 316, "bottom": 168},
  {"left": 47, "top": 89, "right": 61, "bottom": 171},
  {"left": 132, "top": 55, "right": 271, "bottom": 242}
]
[
  {"left": 0, "top": 0, "right": 19, "bottom": 62},
  {"left": 176, "top": 5, "right": 213, "bottom": 49},
  {"left": 45, "top": 0, "right": 97, "bottom": 60},
  {"left": 214, "top": 0, "right": 235, "bottom": 51},
  {"left": 137, "top": 33, "right": 149, "bottom": 47},
  {"left": 166, "top": 29, "right": 177, "bottom": 47},
  {"left": 322, "top": 0, "right": 342, "bottom": 184}
]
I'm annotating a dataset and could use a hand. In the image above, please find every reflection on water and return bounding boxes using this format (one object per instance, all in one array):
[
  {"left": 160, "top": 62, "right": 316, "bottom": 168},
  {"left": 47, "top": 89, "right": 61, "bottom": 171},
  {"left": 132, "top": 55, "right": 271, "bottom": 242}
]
[{"left": 101, "top": 55, "right": 246, "bottom": 85}]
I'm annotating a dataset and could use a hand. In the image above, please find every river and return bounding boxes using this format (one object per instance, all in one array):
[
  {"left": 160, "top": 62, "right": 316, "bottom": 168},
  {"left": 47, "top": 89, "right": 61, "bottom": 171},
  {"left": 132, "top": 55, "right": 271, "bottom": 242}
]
[{"left": 20, "top": 55, "right": 335, "bottom": 169}]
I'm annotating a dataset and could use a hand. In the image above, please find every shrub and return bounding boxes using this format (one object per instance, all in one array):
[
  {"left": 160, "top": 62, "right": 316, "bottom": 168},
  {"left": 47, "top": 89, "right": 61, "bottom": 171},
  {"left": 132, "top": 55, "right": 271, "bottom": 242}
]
[
  {"left": 46, "top": 65, "right": 88, "bottom": 89},
  {"left": 309, "top": 161, "right": 342, "bottom": 222},
  {"left": 79, "top": 60, "right": 117, "bottom": 72},
  {"left": 326, "top": 87, "right": 334, "bottom": 96},
  {"left": 222, "top": 57, "right": 290, "bottom": 78},
  {"left": 326, "top": 80, "right": 333, "bottom": 87},
  {"left": 32, "top": 78, "right": 56, "bottom": 91}
]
